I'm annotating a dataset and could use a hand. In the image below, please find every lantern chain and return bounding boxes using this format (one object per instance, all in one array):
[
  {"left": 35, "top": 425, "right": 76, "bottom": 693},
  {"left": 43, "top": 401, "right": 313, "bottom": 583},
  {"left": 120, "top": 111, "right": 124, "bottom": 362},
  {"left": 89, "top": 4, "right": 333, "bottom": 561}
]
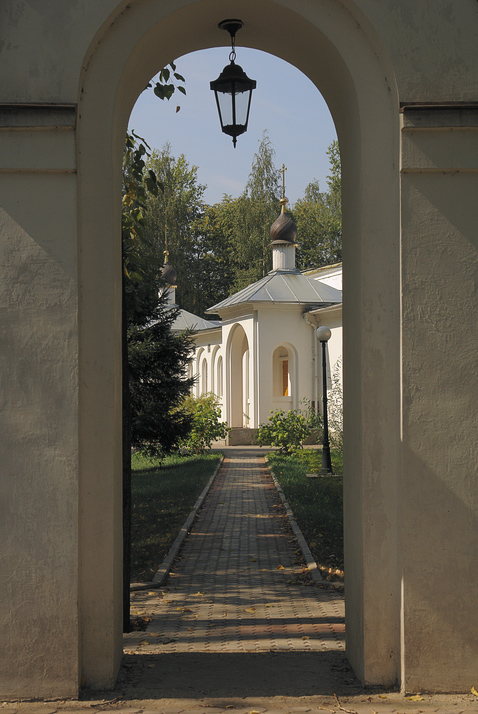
[{"left": 229, "top": 35, "right": 236, "bottom": 63}]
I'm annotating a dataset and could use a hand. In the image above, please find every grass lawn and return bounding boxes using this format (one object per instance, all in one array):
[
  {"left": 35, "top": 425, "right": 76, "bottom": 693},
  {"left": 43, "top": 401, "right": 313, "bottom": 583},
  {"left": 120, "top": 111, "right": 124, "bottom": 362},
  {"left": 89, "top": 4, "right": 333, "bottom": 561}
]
[
  {"left": 266, "top": 449, "right": 344, "bottom": 581},
  {"left": 131, "top": 451, "right": 222, "bottom": 582}
]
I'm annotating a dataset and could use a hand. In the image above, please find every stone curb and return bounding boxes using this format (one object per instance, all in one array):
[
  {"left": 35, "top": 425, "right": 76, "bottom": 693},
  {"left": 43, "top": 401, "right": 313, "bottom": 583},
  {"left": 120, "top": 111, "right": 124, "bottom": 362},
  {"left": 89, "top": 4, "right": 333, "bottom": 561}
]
[
  {"left": 130, "top": 456, "right": 224, "bottom": 592},
  {"left": 267, "top": 461, "right": 323, "bottom": 584}
]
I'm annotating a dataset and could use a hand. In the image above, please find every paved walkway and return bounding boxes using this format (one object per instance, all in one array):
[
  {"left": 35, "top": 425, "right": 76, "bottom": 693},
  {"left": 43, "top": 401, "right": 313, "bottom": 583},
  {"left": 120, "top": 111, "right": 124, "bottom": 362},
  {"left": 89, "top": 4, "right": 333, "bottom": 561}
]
[
  {"left": 125, "top": 450, "right": 345, "bottom": 656},
  {"left": 6, "top": 450, "right": 478, "bottom": 713}
]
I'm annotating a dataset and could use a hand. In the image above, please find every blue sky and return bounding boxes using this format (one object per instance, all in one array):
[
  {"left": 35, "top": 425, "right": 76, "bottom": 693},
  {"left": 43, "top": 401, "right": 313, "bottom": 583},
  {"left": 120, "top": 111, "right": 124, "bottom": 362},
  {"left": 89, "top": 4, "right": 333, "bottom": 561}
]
[{"left": 128, "top": 48, "right": 337, "bottom": 207}]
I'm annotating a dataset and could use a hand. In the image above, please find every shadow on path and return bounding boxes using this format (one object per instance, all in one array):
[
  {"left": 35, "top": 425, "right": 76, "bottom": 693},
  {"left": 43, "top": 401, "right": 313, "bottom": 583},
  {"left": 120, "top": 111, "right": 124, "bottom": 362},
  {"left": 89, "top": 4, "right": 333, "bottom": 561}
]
[{"left": 116, "top": 650, "right": 362, "bottom": 700}]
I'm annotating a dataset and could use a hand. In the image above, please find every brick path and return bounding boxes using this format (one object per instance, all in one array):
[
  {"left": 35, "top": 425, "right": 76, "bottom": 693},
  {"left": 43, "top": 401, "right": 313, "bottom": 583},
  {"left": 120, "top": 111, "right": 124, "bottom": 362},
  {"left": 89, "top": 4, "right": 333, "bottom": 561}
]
[
  {"left": 124, "top": 451, "right": 345, "bottom": 655},
  {"left": 6, "top": 451, "right": 478, "bottom": 712}
]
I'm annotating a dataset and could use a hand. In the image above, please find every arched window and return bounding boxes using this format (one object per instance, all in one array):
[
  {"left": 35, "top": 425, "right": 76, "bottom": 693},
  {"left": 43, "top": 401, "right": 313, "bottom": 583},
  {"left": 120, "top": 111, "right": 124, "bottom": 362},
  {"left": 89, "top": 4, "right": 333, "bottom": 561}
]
[
  {"left": 201, "top": 358, "right": 208, "bottom": 394},
  {"left": 273, "top": 346, "right": 292, "bottom": 398}
]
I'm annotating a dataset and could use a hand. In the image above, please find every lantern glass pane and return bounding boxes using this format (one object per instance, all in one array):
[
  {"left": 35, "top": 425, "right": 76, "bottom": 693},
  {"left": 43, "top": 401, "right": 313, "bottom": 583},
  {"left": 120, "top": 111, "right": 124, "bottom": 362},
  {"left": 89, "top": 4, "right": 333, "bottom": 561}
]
[
  {"left": 217, "top": 90, "right": 233, "bottom": 128},
  {"left": 234, "top": 89, "right": 249, "bottom": 126}
]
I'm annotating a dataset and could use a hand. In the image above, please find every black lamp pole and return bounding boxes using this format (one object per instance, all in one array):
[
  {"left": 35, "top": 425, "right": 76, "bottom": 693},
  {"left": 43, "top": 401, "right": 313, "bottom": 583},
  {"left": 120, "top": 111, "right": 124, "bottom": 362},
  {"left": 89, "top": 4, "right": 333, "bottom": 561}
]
[{"left": 317, "top": 326, "right": 333, "bottom": 474}]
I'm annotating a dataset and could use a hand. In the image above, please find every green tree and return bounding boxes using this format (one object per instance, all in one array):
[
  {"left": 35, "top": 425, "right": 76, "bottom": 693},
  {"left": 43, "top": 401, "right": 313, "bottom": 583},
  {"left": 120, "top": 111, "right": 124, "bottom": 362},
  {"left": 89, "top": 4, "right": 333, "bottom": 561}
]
[
  {"left": 128, "top": 305, "right": 194, "bottom": 457},
  {"left": 293, "top": 140, "right": 342, "bottom": 270},
  {"left": 190, "top": 198, "right": 237, "bottom": 311},
  {"left": 144, "top": 145, "right": 207, "bottom": 314},
  {"left": 122, "top": 132, "right": 163, "bottom": 326},
  {"left": 122, "top": 64, "right": 188, "bottom": 626},
  {"left": 230, "top": 131, "right": 282, "bottom": 290},
  {"left": 122, "top": 134, "right": 195, "bottom": 454}
]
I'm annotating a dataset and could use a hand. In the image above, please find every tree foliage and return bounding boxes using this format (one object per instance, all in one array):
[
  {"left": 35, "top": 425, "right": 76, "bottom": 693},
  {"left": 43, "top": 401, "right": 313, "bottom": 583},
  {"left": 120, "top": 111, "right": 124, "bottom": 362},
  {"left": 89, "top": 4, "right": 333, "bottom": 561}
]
[
  {"left": 128, "top": 306, "right": 194, "bottom": 457},
  {"left": 128, "top": 134, "right": 342, "bottom": 321},
  {"left": 293, "top": 140, "right": 342, "bottom": 270},
  {"left": 143, "top": 145, "right": 207, "bottom": 314},
  {"left": 123, "top": 132, "right": 163, "bottom": 326},
  {"left": 256, "top": 409, "right": 312, "bottom": 455},
  {"left": 227, "top": 132, "right": 281, "bottom": 292},
  {"left": 179, "top": 393, "right": 230, "bottom": 453},
  {"left": 122, "top": 63, "right": 195, "bottom": 457}
]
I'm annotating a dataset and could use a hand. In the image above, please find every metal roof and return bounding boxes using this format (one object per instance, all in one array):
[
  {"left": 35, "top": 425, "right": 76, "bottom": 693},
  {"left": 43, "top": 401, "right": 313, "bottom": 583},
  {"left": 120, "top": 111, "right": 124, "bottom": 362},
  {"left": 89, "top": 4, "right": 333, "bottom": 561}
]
[
  {"left": 206, "top": 269, "right": 343, "bottom": 314},
  {"left": 170, "top": 308, "right": 221, "bottom": 332}
]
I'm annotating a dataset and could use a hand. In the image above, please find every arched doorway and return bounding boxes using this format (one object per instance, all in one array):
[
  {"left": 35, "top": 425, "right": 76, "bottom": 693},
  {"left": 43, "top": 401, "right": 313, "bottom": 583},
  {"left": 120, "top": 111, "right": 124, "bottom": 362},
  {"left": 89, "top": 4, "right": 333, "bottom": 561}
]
[
  {"left": 77, "top": 0, "right": 400, "bottom": 692},
  {"left": 227, "top": 324, "right": 250, "bottom": 428}
]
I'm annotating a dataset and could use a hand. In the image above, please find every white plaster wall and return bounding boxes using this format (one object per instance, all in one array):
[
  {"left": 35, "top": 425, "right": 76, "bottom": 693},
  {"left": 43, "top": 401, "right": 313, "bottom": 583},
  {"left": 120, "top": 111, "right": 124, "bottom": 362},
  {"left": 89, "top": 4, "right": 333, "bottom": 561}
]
[
  {"left": 256, "top": 305, "right": 314, "bottom": 424},
  {"left": 2, "top": 1, "right": 478, "bottom": 105},
  {"left": 0, "top": 114, "right": 79, "bottom": 697},
  {"left": 400, "top": 108, "right": 478, "bottom": 692}
]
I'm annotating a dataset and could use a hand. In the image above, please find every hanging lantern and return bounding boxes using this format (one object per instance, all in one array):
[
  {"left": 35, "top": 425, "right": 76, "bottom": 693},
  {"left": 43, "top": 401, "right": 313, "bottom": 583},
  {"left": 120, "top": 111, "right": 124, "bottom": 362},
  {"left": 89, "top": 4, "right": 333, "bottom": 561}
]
[{"left": 210, "top": 19, "right": 256, "bottom": 148}]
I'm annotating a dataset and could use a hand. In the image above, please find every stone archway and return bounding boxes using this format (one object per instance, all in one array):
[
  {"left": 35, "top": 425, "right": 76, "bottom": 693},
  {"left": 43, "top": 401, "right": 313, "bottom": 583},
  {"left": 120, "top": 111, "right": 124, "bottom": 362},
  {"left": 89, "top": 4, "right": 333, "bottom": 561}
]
[
  {"left": 76, "top": 0, "right": 400, "bottom": 692},
  {"left": 3, "top": 0, "right": 477, "bottom": 702}
]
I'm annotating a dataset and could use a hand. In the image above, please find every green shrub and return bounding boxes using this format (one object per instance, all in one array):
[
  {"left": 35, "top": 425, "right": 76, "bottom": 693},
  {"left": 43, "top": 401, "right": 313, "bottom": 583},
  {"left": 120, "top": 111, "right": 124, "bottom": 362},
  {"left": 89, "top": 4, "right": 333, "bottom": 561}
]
[
  {"left": 179, "top": 393, "right": 230, "bottom": 453},
  {"left": 256, "top": 408, "right": 311, "bottom": 455}
]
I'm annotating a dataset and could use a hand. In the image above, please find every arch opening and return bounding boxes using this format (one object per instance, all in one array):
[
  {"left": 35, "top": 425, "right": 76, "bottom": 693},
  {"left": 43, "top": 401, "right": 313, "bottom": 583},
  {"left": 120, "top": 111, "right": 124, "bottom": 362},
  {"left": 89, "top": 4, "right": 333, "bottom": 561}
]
[{"left": 77, "top": 0, "right": 401, "bottom": 692}]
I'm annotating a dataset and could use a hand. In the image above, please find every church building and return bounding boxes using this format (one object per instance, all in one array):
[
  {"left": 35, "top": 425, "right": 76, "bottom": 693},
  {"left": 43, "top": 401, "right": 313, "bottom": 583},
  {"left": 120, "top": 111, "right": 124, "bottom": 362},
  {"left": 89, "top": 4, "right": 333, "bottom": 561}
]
[{"left": 163, "top": 199, "right": 343, "bottom": 444}]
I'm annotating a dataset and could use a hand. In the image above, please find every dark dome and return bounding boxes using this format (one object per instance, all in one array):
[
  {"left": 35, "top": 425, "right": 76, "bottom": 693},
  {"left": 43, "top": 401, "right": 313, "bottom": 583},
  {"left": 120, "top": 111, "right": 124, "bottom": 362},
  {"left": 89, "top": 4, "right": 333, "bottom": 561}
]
[
  {"left": 270, "top": 211, "right": 297, "bottom": 245},
  {"left": 161, "top": 262, "right": 177, "bottom": 285}
]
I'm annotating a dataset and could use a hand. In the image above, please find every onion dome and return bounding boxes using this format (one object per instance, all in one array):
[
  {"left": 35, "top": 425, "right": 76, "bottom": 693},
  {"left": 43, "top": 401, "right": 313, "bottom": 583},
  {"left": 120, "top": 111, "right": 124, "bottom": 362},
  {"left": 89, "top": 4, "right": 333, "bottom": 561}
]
[
  {"left": 161, "top": 261, "right": 177, "bottom": 286},
  {"left": 270, "top": 198, "right": 297, "bottom": 246}
]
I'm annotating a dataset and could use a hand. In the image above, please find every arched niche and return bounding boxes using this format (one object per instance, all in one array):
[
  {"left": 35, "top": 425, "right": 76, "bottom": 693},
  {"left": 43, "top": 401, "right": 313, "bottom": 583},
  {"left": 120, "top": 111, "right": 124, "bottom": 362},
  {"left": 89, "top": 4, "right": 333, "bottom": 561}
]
[{"left": 271, "top": 342, "right": 298, "bottom": 409}]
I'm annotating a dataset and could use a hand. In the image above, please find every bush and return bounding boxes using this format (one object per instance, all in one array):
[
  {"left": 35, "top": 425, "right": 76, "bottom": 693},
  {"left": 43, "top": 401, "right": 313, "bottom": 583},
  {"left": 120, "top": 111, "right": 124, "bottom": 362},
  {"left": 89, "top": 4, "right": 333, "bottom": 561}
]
[
  {"left": 256, "top": 408, "right": 311, "bottom": 455},
  {"left": 179, "top": 393, "right": 230, "bottom": 453}
]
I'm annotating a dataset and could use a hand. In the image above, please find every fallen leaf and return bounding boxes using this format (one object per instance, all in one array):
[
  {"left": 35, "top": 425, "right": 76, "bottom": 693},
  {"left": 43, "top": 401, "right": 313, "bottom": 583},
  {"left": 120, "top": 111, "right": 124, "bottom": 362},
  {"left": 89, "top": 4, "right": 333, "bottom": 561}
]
[
  {"left": 193, "top": 591, "right": 204, "bottom": 596},
  {"left": 302, "top": 635, "right": 310, "bottom": 640},
  {"left": 277, "top": 565, "right": 285, "bottom": 570},
  {"left": 148, "top": 591, "right": 157, "bottom": 596},
  {"left": 472, "top": 686, "right": 478, "bottom": 697},
  {"left": 406, "top": 695, "right": 423, "bottom": 701},
  {"left": 378, "top": 695, "right": 387, "bottom": 699},
  {"left": 245, "top": 607, "right": 256, "bottom": 613},
  {"left": 139, "top": 640, "right": 149, "bottom": 645}
]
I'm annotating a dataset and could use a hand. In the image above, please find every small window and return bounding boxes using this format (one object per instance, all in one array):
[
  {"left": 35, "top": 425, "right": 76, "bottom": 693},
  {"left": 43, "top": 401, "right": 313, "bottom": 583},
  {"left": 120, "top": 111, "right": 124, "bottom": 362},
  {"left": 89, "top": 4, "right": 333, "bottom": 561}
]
[
  {"left": 281, "top": 359, "right": 289, "bottom": 396},
  {"left": 273, "top": 346, "right": 292, "bottom": 398}
]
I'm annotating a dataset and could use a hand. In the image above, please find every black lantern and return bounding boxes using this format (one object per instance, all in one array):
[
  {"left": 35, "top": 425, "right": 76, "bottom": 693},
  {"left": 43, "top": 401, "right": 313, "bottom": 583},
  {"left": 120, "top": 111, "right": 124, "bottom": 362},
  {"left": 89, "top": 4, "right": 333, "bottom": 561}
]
[{"left": 210, "top": 19, "right": 256, "bottom": 148}]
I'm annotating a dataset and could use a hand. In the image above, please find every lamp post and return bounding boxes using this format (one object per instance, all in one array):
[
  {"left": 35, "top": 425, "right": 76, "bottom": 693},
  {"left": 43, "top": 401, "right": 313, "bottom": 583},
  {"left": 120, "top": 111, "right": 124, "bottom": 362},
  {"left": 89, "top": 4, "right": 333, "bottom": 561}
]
[
  {"left": 210, "top": 19, "right": 256, "bottom": 147},
  {"left": 317, "top": 326, "right": 333, "bottom": 474}
]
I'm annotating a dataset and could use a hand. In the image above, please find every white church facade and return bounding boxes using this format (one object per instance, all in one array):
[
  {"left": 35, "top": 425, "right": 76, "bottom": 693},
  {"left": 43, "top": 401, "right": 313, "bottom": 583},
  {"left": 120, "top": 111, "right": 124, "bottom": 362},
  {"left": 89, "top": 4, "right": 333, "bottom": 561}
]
[{"left": 166, "top": 202, "right": 343, "bottom": 443}]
